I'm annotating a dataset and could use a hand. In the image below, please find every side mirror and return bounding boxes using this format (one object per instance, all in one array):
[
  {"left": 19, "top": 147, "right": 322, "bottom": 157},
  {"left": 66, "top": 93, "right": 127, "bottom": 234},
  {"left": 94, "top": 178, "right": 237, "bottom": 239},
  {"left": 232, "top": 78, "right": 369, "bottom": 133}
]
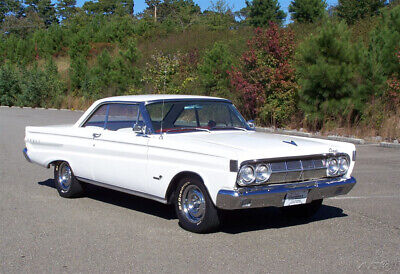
[
  {"left": 133, "top": 124, "right": 147, "bottom": 135},
  {"left": 247, "top": 120, "right": 255, "bottom": 129}
]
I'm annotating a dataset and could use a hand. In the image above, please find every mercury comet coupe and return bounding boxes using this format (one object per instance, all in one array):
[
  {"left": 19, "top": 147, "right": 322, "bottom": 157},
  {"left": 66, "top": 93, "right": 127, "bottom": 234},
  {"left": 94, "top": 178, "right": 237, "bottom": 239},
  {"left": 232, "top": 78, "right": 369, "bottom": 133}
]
[{"left": 23, "top": 95, "right": 357, "bottom": 233}]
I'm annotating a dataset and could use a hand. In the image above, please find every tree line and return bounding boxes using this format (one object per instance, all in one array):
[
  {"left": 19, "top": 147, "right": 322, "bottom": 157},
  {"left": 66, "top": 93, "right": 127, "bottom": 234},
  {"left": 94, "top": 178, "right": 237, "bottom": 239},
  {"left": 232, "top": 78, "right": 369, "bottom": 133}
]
[{"left": 0, "top": 0, "right": 399, "bottom": 139}]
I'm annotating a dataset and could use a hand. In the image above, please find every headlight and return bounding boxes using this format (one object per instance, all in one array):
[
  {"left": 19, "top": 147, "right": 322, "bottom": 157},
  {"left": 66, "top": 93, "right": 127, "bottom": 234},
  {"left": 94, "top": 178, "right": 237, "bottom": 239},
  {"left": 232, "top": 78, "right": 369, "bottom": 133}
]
[
  {"left": 338, "top": 156, "right": 349, "bottom": 175},
  {"left": 255, "top": 164, "right": 271, "bottom": 183},
  {"left": 327, "top": 158, "right": 339, "bottom": 176},
  {"left": 238, "top": 165, "right": 255, "bottom": 186}
]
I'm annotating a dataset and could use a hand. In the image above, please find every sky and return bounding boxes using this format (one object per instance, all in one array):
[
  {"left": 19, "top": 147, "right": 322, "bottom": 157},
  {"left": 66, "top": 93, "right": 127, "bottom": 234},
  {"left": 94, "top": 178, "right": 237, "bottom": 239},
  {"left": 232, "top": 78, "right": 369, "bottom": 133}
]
[{"left": 75, "top": 0, "right": 339, "bottom": 23}]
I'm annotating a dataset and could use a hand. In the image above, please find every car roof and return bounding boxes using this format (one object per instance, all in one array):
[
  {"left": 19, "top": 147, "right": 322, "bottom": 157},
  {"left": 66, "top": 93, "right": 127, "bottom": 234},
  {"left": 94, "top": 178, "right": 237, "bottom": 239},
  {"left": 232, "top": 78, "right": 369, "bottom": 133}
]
[{"left": 96, "top": 94, "right": 230, "bottom": 104}]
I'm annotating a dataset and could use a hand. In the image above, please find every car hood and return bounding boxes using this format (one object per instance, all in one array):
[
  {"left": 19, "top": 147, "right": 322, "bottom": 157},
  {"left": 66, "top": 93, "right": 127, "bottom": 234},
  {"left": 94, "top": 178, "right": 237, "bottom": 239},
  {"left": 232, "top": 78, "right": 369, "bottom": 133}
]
[{"left": 172, "top": 131, "right": 347, "bottom": 161}]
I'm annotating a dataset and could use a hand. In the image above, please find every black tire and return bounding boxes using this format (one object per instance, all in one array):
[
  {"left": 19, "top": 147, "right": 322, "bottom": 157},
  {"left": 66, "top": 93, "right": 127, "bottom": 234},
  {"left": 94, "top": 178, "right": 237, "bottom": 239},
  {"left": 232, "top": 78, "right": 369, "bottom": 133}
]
[
  {"left": 174, "top": 176, "right": 220, "bottom": 233},
  {"left": 280, "top": 199, "right": 323, "bottom": 218},
  {"left": 54, "top": 161, "right": 84, "bottom": 198}
]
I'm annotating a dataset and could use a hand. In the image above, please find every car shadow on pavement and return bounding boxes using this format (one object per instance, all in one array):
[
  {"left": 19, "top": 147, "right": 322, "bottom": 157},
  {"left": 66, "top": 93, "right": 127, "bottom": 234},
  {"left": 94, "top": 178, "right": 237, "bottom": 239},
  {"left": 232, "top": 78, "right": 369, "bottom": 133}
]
[
  {"left": 219, "top": 205, "right": 347, "bottom": 234},
  {"left": 39, "top": 179, "right": 346, "bottom": 233},
  {"left": 38, "top": 179, "right": 176, "bottom": 220}
]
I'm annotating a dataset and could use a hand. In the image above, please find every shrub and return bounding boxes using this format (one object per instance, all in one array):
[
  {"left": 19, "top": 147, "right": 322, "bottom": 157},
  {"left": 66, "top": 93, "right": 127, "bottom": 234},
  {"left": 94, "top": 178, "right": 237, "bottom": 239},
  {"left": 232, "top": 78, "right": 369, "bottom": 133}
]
[
  {"left": 0, "top": 62, "right": 22, "bottom": 106},
  {"left": 229, "top": 22, "right": 298, "bottom": 126}
]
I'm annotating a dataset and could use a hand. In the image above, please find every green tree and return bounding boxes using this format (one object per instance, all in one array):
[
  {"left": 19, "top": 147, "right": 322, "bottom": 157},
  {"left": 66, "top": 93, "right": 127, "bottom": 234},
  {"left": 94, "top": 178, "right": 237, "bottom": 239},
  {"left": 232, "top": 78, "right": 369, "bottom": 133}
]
[
  {"left": 296, "top": 20, "right": 360, "bottom": 124},
  {"left": 198, "top": 42, "right": 233, "bottom": 97},
  {"left": 353, "top": 5, "right": 400, "bottom": 111},
  {"left": 201, "top": 0, "right": 236, "bottom": 30},
  {"left": 0, "top": 0, "right": 22, "bottom": 22},
  {"left": 156, "top": 0, "right": 201, "bottom": 28},
  {"left": 369, "top": 5, "right": 400, "bottom": 76},
  {"left": 56, "top": 0, "right": 77, "bottom": 21},
  {"left": 336, "top": 0, "right": 386, "bottom": 25},
  {"left": 245, "top": 0, "right": 286, "bottom": 27},
  {"left": 83, "top": 0, "right": 134, "bottom": 16},
  {"left": 289, "top": 0, "right": 327, "bottom": 23},
  {"left": 25, "top": 0, "right": 58, "bottom": 26}
]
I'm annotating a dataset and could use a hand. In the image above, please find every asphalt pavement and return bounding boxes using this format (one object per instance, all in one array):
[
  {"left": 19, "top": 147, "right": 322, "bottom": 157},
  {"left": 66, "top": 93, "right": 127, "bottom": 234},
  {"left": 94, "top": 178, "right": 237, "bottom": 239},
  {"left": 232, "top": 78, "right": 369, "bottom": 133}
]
[{"left": 1, "top": 107, "right": 399, "bottom": 273}]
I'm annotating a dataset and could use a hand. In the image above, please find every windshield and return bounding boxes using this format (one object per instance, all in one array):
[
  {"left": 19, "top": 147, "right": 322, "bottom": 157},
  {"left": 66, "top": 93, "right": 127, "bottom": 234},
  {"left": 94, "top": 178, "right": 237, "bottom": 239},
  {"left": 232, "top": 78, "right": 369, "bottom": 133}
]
[{"left": 145, "top": 100, "right": 250, "bottom": 133}]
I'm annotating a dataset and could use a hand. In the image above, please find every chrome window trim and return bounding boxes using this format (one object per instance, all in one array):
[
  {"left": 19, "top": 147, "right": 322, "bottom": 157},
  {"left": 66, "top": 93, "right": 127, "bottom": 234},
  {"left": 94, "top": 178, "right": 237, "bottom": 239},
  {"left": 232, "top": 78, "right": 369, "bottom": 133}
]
[
  {"left": 144, "top": 100, "right": 253, "bottom": 133},
  {"left": 143, "top": 98, "right": 232, "bottom": 105}
]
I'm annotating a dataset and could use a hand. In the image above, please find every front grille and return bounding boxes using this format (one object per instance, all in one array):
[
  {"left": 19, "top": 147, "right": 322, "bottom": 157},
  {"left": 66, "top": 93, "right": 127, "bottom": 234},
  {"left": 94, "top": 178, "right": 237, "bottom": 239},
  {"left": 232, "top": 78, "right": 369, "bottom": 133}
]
[{"left": 267, "top": 158, "right": 327, "bottom": 184}]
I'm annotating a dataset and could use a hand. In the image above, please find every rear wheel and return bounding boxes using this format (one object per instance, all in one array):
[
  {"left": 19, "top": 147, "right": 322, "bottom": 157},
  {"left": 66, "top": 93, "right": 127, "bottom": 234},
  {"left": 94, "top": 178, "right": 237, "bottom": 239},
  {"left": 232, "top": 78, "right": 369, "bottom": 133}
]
[
  {"left": 281, "top": 199, "right": 323, "bottom": 218},
  {"left": 174, "top": 176, "right": 220, "bottom": 233},
  {"left": 54, "top": 162, "right": 84, "bottom": 198}
]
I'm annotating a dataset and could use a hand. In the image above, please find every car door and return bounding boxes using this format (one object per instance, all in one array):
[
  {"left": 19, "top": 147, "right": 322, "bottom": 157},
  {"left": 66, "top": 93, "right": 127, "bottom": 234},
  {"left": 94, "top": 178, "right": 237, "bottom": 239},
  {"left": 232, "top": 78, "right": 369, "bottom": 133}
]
[
  {"left": 90, "top": 103, "right": 150, "bottom": 192},
  {"left": 75, "top": 103, "right": 108, "bottom": 180}
]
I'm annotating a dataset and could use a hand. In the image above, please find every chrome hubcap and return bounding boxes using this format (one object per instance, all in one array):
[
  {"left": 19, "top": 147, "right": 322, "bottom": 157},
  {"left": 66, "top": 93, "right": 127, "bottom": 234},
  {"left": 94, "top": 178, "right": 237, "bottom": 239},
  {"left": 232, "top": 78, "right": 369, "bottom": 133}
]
[
  {"left": 58, "top": 163, "right": 72, "bottom": 192},
  {"left": 182, "top": 184, "right": 205, "bottom": 223}
]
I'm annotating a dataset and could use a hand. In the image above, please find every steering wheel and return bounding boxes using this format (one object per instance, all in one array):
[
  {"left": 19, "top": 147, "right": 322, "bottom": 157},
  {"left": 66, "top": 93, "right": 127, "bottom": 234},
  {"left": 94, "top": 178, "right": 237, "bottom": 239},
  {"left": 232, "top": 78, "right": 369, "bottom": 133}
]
[{"left": 207, "top": 120, "right": 217, "bottom": 128}]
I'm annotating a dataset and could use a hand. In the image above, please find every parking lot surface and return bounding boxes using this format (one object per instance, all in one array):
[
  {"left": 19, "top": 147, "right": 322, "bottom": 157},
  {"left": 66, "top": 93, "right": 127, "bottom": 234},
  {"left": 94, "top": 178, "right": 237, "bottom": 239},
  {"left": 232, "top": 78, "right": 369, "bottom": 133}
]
[{"left": 1, "top": 107, "right": 399, "bottom": 273}]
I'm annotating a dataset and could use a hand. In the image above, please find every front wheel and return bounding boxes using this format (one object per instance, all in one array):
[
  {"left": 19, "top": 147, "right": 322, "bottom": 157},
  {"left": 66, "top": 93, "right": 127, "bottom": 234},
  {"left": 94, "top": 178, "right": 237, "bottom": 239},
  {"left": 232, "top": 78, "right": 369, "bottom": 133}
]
[
  {"left": 174, "top": 177, "right": 220, "bottom": 233},
  {"left": 54, "top": 161, "right": 84, "bottom": 198}
]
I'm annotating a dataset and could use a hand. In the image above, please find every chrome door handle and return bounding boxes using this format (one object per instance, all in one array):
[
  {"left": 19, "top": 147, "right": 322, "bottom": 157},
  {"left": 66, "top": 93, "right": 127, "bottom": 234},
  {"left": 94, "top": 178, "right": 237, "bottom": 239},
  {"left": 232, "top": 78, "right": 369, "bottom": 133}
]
[{"left": 93, "top": 133, "right": 101, "bottom": 138}]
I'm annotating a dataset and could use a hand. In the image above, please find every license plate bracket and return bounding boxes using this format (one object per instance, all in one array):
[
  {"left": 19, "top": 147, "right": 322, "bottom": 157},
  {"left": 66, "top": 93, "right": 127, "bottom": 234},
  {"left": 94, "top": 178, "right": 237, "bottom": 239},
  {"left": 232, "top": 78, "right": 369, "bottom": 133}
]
[{"left": 284, "top": 189, "right": 308, "bottom": 206}]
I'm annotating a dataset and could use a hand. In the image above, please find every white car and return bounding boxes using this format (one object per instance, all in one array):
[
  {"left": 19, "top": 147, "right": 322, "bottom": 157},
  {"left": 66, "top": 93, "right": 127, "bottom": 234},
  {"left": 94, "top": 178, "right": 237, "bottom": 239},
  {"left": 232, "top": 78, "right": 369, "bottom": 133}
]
[{"left": 23, "top": 95, "right": 357, "bottom": 233}]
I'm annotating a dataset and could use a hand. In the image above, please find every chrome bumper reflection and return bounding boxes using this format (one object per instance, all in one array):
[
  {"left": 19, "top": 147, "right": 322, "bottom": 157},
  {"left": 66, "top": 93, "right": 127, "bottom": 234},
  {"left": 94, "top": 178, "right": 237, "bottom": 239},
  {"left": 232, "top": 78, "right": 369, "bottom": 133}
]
[
  {"left": 216, "top": 177, "right": 356, "bottom": 210},
  {"left": 22, "top": 148, "right": 31, "bottom": 162}
]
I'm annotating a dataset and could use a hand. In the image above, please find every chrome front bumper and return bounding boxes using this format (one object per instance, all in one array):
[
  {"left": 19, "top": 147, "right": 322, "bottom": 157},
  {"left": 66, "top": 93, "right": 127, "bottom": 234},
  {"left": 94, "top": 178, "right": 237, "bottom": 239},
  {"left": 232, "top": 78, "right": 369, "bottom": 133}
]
[
  {"left": 23, "top": 148, "right": 31, "bottom": 162},
  {"left": 216, "top": 177, "right": 356, "bottom": 210}
]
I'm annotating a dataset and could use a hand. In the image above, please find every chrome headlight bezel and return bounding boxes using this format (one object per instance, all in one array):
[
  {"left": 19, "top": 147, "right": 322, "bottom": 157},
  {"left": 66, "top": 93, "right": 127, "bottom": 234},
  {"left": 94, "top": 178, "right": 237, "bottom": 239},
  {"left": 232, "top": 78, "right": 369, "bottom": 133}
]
[
  {"left": 237, "top": 165, "right": 256, "bottom": 186},
  {"left": 326, "top": 155, "right": 350, "bottom": 177},
  {"left": 338, "top": 156, "right": 350, "bottom": 175},
  {"left": 326, "top": 158, "right": 339, "bottom": 176},
  {"left": 255, "top": 164, "right": 272, "bottom": 184}
]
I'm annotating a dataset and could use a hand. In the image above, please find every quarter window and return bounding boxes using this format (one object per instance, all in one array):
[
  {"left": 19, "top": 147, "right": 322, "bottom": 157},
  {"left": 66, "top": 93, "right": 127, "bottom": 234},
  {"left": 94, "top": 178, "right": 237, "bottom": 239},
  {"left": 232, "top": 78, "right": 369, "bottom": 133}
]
[{"left": 82, "top": 104, "right": 108, "bottom": 128}]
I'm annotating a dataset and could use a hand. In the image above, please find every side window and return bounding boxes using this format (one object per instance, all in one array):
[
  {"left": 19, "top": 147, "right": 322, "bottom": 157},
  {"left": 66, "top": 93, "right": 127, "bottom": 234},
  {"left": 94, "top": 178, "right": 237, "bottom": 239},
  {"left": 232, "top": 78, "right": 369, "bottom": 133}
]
[
  {"left": 82, "top": 104, "right": 108, "bottom": 128},
  {"left": 105, "top": 104, "right": 141, "bottom": 131}
]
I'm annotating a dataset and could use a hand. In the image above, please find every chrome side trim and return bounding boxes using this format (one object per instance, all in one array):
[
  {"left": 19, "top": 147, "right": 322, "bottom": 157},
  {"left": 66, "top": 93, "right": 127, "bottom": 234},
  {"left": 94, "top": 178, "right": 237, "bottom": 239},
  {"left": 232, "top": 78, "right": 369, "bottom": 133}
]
[
  {"left": 217, "top": 176, "right": 356, "bottom": 210},
  {"left": 22, "top": 148, "right": 31, "bottom": 162},
  {"left": 76, "top": 177, "right": 168, "bottom": 204}
]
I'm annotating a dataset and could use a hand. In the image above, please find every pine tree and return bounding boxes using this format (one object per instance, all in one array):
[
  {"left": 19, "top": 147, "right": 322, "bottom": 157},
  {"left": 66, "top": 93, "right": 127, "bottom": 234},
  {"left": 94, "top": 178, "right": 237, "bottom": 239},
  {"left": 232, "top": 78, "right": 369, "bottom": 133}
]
[
  {"left": 289, "top": 0, "right": 326, "bottom": 23},
  {"left": 336, "top": 0, "right": 386, "bottom": 24},
  {"left": 0, "top": 0, "right": 22, "bottom": 22},
  {"left": 296, "top": 20, "right": 360, "bottom": 124},
  {"left": 56, "top": 0, "right": 77, "bottom": 21},
  {"left": 245, "top": 0, "right": 286, "bottom": 27},
  {"left": 38, "top": 0, "right": 58, "bottom": 25}
]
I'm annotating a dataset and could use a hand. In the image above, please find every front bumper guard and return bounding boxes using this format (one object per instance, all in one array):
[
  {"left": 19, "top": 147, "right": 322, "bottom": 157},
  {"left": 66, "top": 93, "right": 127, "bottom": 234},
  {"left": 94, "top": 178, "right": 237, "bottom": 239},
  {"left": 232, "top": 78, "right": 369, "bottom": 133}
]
[{"left": 216, "top": 177, "right": 356, "bottom": 210}]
